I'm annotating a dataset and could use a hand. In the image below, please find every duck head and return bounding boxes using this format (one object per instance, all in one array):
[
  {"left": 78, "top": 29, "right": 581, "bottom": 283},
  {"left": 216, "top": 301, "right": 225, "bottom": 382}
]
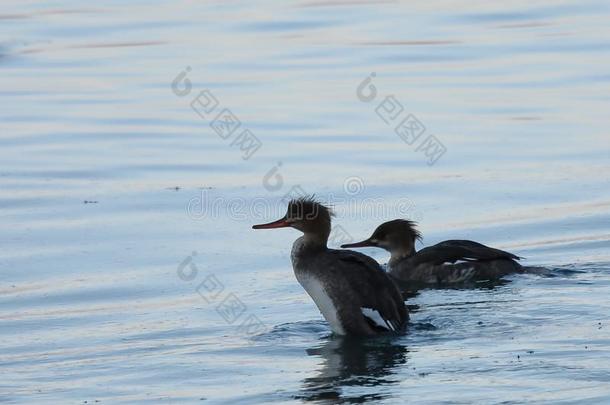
[
  {"left": 341, "top": 219, "right": 422, "bottom": 265},
  {"left": 252, "top": 197, "right": 333, "bottom": 246}
]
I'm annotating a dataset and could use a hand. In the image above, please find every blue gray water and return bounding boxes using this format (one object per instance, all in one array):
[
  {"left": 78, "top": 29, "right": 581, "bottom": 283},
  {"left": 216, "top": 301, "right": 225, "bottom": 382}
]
[{"left": 1, "top": 1, "right": 610, "bottom": 403}]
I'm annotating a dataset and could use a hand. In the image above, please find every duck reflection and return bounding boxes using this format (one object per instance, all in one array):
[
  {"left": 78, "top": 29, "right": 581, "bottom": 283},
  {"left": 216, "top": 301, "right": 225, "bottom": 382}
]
[
  {"left": 296, "top": 336, "right": 408, "bottom": 403},
  {"left": 398, "top": 276, "right": 512, "bottom": 297}
]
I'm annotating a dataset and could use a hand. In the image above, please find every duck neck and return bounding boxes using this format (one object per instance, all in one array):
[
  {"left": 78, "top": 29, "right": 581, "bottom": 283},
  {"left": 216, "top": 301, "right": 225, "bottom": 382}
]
[
  {"left": 301, "top": 229, "right": 329, "bottom": 249},
  {"left": 291, "top": 229, "right": 329, "bottom": 270},
  {"left": 388, "top": 243, "right": 416, "bottom": 268}
]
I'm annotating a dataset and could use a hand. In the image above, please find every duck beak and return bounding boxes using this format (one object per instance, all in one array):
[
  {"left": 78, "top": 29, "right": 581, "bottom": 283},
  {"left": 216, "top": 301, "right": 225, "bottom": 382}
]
[
  {"left": 252, "top": 217, "right": 291, "bottom": 229},
  {"left": 341, "top": 238, "right": 374, "bottom": 249}
]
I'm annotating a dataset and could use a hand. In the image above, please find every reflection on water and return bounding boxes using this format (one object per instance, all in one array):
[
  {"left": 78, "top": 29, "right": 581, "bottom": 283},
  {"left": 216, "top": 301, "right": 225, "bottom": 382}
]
[
  {"left": 298, "top": 337, "right": 408, "bottom": 403},
  {"left": 1, "top": 0, "right": 610, "bottom": 403},
  {"left": 397, "top": 276, "right": 514, "bottom": 297}
]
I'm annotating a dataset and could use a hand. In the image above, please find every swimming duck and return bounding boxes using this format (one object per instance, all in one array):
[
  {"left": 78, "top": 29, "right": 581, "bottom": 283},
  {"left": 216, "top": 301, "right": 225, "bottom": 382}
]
[
  {"left": 253, "top": 198, "right": 408, "bottom": 336},
  {"left": 341, "top": 219, "right": 523, "bottom": 285}
]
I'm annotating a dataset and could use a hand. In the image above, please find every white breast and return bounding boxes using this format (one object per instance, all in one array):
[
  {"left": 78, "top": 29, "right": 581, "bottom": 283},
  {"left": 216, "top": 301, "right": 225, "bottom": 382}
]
[{"left": 295, "top": 272, "right": 345, "bottom": 335}]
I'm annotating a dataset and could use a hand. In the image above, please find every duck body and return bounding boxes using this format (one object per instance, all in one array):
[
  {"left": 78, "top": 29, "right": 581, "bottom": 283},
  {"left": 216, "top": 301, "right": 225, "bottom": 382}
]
[
  {"left": 388, "top": 239, "right": 523, "bottom": 285},
  {"left": 291, "top": 237, "right": 408, "bottom": 336}
]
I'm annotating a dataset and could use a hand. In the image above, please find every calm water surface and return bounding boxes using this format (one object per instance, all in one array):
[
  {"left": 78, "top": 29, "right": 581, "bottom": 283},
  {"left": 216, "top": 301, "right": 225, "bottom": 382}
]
[{"left": 1, "top": 0, "right": 610, "bottom": 403}]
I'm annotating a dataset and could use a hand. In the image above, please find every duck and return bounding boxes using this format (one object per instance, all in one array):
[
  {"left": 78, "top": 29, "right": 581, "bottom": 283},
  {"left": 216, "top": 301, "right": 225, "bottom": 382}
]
[
  {"left": 341, "top": 219, "right": 524, "bottom": 285},
  {"left": 253, "top": 198, "right": 408, "bottom": 336}
]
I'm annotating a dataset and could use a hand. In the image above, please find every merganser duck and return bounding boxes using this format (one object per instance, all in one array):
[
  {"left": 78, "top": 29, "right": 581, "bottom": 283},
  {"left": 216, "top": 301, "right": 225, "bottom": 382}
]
[
  {"left": 341, "top": 219, "right": 523, "bottom": 285},
  {"left": 252, "top": 198, "right": 408, "bottom": 336}
]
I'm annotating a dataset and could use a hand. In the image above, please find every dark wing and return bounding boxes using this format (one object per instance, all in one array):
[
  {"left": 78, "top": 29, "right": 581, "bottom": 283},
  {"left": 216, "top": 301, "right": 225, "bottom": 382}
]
[
  {"left": 413, "top": 239, "right": 521, "bottom": 266},
  {"left": 328, "top": 249, "right": 408, "bottom": 332}
]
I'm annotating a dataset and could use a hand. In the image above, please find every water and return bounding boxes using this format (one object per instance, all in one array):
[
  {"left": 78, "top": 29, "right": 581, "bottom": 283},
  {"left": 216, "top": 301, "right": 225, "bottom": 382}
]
[{"left": 1, "top": 0, "right": 610, "bottom": 403}]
